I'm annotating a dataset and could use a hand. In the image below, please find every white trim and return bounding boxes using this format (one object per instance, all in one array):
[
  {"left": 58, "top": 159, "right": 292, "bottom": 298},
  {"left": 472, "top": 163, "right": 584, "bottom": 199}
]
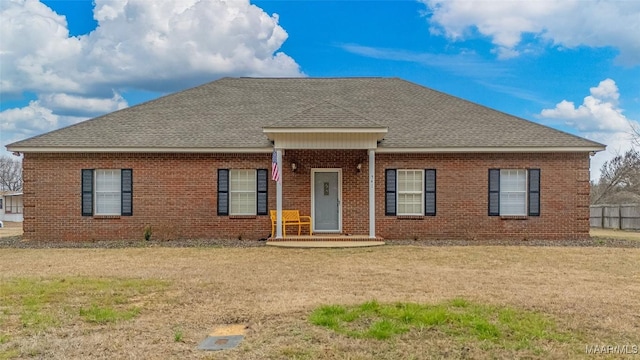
[
  {"left": 311, "top": 168, "right": 342, "bottom": 233},
  {"left": 276, "top": 149, "right": 283, "bottom": 239},
  {"left": 376, "top": 146, "right": 605, "bottom": 153},
  {"left": 263, "top": 127, "right": 387, "bottom": 134},
  {"left": 368, "top": 149, "right": 375, "bottom": 238},
  {"left": 396, "top": 169, "right": 425, "bottom": 216},
  {"left": 228, "top": 169, "right": 257, "bottom": 216},
  {"left": 499, "top": 169, "right": 527, "bottom": 216},
  {"left": 271, "top": 133, "right": 378, "bottom": 150},
  {"left": 6, "top": 147, "right": 274, "bottom": 153},
  {"left": 8, "top": 145, "right": 605, "bottom": 154},
  {"left": 94, "top": 169, "right": 122, "bottom": 216}
]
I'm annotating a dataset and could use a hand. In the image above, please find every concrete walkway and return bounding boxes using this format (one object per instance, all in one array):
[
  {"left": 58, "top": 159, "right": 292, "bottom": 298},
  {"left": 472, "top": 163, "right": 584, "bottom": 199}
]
[{"left": 266, "top": 240, "right": 385, "bottom": 248}]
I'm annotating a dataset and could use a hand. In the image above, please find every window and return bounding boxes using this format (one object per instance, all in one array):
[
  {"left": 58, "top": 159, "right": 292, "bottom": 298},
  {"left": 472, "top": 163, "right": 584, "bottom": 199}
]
[
  {"left": 500, "top": 169, "right": 526, "bottom": 216},
  {"left": 95, "top": 170, "right": 121, "bottom": 215},
  {"left": 230, "top": 169, "right": 256, "bottom": 215},
  {"left": 82, "top": 169, "right": 133, "bottom": 216},
  {"left": 385, "top": 169, "right": 436, "bottom": 216},
  {"left": 4, "top": 196, "right": 23, "bottom": 214},
  {"left": 397, "top": 170, "right": 423, "bottom": 215},
  {"left": 488, "top": 168, "right": 540, "bottom": 216},
  {"left": 217, "top": 169, "right": 268, "bottom": 216}
]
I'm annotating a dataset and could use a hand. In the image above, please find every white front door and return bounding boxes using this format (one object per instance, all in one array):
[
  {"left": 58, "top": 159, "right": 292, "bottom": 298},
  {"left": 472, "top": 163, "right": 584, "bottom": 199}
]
[{"left": 312, "top": 169, "right": 341, "bottom": 232}]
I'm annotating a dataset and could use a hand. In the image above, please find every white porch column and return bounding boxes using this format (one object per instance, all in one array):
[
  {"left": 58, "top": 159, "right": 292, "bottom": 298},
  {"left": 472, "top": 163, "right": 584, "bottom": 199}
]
[
  {"left": 368, "top": 149, "right": 376, "bottom": 238},
  {"left": 276, "top": 149, "right": 284, "bottom": 239}
]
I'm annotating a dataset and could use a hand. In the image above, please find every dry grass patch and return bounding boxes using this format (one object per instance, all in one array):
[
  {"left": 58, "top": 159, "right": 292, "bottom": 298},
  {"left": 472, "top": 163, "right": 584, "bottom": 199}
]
[
  {"left": 0, "top": 245, "right": 638, "bottom": 359},
  {"left": 0, "top": 277, "right": 168, "bottom": 358},
  {"left": 591, "top": 228, "right": 640, "bottom": 241},
  {"left": 0, "top": 222, "right": 22, "bottom": 238}
]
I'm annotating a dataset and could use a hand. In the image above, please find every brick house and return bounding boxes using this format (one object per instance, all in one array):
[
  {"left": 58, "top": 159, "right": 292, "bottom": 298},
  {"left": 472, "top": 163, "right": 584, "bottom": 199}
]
[{"left": 7, "top": 78, "right": 604, "bottom": 242}]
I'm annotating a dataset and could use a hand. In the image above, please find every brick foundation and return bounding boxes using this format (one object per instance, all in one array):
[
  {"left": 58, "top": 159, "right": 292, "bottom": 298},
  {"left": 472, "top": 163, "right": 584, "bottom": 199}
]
[{"left": 22, "top": 151, "right": 591, "bottom": 241}]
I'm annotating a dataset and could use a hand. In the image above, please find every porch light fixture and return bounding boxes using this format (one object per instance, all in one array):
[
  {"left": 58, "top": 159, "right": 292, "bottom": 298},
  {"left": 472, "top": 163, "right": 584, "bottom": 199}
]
[
  {"left": 356, "top": 163, "right": 362, "bottom": 172},
  {"left": 291, "top": 162, "right": 297, "bottom": 172}
]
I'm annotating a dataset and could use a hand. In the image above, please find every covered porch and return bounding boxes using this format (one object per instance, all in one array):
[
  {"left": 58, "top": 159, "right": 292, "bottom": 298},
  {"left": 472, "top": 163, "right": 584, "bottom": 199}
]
[{"left": 263, "top": 103, "right": 387, "bottom": 240}]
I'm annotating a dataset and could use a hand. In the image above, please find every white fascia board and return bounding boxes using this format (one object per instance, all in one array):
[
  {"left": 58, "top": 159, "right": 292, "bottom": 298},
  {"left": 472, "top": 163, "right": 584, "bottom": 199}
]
[
  {"left": 376, "top": 146, "right": 606, "bottom": 153},
  {"left": 6, "top": 147, "right": 274, "bottom": 153},
  {"left": 263, "top": 127, "right": 388, "bottom": 134}
]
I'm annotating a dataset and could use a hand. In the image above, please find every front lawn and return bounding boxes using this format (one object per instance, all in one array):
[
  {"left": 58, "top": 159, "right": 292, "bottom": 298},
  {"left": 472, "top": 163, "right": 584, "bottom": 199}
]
[{"left": 0, "top": 245, "right": 638, "bottom": 359}]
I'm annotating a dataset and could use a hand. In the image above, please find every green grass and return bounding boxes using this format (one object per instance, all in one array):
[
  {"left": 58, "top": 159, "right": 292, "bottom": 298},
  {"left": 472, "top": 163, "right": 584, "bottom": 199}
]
[
  {"left": 0, "top": 349, "right": 20, "bottom": 360},
  {"left": 310, "top": 298, "right": 576, "bottom": 353},
  {"left": 79, "top": 304, "right": 141, "bottom": 324},
  {"left": 173, "top": 328, "right": 183, "bottom": 342},
  {"left": 0, "top": 277, "right": 168, "bottom": 333}
]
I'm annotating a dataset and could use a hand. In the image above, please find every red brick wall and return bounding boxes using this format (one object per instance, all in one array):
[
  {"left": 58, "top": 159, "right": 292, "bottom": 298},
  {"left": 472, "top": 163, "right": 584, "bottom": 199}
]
[
  {"left": 375, "top": 152, "right": 591, "bottom": 240},
  {"left": 281, "top": 150, "right": 370, "bottom": 235},
  {"left": 22, "top": 151, "right": 591, "bottom": 241},
  {"left": 23, "top": 153, "right": 275, "bottom": 241}
]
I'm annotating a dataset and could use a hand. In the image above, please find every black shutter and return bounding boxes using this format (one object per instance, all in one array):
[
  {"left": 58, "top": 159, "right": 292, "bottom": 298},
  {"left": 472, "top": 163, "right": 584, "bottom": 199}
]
[
  {"left": 121, "top": 169, "right": 133, "bottom": 216},
  {"left": 81, "top": 169, "right": 93, "bottom": 216},
  {"left": 385, "top": 169, "right": 396, "bottom": 216},
  {"left": 217, "top": 169, "right": 229, "bottom": 216},
  {"left": 256, "top": 169, "right": 268, "bottom": 215},
  {"left": 528, "top": 169, "right": 540, "bottom": 216},
  {"left": 488, "top": 169, "right": 500, "bottom": 216},
  {"left": 424, "top": 169, "right": 436, "bottom": 216}
]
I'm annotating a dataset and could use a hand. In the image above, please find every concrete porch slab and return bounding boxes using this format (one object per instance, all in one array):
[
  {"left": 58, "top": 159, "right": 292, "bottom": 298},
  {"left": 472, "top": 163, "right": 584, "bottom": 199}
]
[{"left": 266, "top": 240, "right": 385, "bottom": 248}]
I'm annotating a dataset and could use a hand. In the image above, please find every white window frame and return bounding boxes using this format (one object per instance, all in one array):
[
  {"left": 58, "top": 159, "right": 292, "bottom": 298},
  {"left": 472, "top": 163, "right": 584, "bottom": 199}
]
[
  {"left": 94, "top": 169, "right": 122, "bottom": 216},
  {"left": 229, "top": 169, "right": 257, "bottom": 216},
  {"left": 397, "top": 169, "right": 424, "bottom": 216},
  {"left": 499, "top": 169, "right": 527, "bottom": 216}
]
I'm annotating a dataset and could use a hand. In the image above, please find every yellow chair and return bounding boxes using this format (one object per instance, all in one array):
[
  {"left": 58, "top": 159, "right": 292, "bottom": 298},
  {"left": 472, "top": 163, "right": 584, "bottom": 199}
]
[{"left": 269, "top": 210, "right": 312, "bottom": 238}]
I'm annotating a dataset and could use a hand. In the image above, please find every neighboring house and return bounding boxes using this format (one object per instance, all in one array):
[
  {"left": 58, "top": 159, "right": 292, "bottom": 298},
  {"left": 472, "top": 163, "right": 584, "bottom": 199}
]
[
  {"left": 0, "top": 192, "right": 24, "bottom": 223},
  {"left": 7, "top": 78, "right": 605, "bottom": 242}
]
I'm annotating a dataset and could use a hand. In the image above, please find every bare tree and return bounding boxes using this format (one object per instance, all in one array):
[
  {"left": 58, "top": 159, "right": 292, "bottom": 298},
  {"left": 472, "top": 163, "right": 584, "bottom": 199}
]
[
  {"left": 591, "top": 149, "right": 640, "bottom": 204},
  {"left": 632, "top": 120, "right": 640, "bottom": 148},
  {"left": 0, "top": 155, "right": 22, "bottom": 192}
]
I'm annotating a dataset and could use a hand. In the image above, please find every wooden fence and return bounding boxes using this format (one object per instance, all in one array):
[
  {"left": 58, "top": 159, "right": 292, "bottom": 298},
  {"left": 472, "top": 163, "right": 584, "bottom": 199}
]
[{"left": 590, "top": 204, "right": 640, "bottom": 230}]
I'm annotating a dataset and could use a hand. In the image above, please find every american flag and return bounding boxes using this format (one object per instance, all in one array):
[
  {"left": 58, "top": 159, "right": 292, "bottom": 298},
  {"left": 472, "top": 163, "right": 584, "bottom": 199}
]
[{"left": 271, "top": 150, "right": 280, "bottom": 182}]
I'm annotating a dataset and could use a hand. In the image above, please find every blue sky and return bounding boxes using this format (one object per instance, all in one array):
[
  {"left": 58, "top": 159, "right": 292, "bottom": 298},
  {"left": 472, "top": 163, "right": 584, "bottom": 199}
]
[{"left": 1, "top": 0, "right": 639, "bottom": 180}]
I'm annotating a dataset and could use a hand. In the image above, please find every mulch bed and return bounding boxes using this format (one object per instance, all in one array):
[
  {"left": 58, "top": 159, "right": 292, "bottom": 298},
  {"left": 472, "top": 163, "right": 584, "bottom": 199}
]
[{"left": 1, "top": 235, "right": 638, "bottom": 249}]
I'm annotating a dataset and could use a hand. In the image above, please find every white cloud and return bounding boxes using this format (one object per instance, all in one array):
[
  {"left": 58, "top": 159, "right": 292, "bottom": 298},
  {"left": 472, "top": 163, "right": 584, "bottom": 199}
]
[
  {"left": 539, "top": 79, "right": 639, "bottom": 180},
  {"left": 540, "top": 79, "right": 630, "bottom": 132},
  {"left": 421, "top": 0, "right": 640, "bottom": 65},
  {"left": 0, "top": 101, "right": 87, "bottom": 138},
  {"left": 340, "top": 44, "right": 509, "bottom": 79},
  {"left": 79, "top": 0, "right": 301, "bottom": 91},
  {"left": 0, "top": 0, "right": 83, "bottom": 95},
  {"left": 39, "top": 92, "right": 128, "bottom": 117},
  {"left": 0, "top": 0, "right": 302, "bottom": 97},
  {"left": 0, "top": 0, "right": 302, "bottom": 148}
]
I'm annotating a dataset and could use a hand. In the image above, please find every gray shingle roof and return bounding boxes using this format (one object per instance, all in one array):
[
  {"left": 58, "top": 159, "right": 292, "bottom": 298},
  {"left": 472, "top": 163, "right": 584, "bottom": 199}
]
[
  {"left": 266, "top": 100, "right": 386, "bottom": 129},
  {"left": 8, "top": 77, "right": 604, "bottom": 151}
]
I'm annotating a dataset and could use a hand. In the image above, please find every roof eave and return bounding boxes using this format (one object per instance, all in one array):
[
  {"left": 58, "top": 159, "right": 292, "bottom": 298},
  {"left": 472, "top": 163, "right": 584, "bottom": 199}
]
[
  {"left": 6, "top": 147, "right": 275, "bottom": 154},
  {"left": 376, "top": 146, "right": 606, "bottom": 153},
  {"left": 8, "top": 145, "right": 606, "bottom": 154}
]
